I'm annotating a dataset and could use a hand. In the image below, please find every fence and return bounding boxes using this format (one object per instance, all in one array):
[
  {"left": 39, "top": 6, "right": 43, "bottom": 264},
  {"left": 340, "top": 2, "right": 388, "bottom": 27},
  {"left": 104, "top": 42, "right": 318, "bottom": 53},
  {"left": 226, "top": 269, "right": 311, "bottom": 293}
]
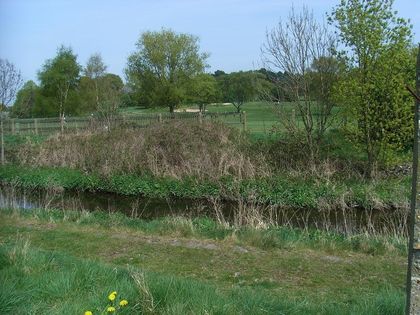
[{"left": 1, "top": 111, "right": 246, "bottom": 136}]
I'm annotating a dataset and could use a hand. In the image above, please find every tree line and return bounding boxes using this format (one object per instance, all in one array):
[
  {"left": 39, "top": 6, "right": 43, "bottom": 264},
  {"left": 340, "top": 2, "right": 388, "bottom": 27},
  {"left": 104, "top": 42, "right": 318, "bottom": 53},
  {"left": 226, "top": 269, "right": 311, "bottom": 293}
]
[
  {"left": 0, "top": 0, "right": 417, "bottom": 177},
  {"left": 4, "top": 38, "right": 286, "bottom": 119}
]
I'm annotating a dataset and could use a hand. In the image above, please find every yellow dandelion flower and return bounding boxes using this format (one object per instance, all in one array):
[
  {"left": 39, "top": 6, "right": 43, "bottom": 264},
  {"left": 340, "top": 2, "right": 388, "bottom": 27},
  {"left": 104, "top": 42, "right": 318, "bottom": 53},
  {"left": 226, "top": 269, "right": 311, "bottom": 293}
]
[
  {"left": 119, "top": 299, "right": 128, "bottom": 307},
  {"left": 107, "top": 306, "right": 116, "bottom": 313},
  {"left": 84, "top": 311, "right": 93, "bottom": 315},
  {"left": 111, "top": 291, "right": 117, "bottom": 296},
  {"left": 108, "top": 293, "right": 116, "bottom": 301}
]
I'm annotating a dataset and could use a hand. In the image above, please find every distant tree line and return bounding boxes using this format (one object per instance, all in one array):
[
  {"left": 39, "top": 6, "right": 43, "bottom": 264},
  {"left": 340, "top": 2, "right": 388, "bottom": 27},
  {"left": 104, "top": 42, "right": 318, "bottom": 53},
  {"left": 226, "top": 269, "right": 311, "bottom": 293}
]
[
  {"left": 6, "top": 29, "right": 293, "bottom": 119},
  {"left": 9, "top": 47, "right": 123, "bottom": 119}
]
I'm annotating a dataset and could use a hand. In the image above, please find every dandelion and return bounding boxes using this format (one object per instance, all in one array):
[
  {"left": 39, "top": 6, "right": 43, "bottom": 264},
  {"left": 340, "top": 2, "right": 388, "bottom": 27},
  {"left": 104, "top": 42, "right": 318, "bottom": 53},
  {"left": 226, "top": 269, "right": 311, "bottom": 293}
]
[
  {"left": 84, "top": 311, "right": 93, "bottom": 315},
  {"left": 108, "top": 293, "right": 116, "bottom": 301},
  {"left": 107, "top": 306, "right": 116, "bottom": 313},
  {"left": 119, "top": 299, "right": 128, "bottom": 307}
]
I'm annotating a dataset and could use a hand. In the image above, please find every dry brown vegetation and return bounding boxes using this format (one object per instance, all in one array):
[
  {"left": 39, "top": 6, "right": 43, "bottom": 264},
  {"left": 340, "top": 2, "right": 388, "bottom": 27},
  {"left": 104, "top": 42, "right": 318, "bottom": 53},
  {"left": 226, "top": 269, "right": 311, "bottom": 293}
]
[{"left": 19, "top": 121, "right": 268, "bottom": 180}]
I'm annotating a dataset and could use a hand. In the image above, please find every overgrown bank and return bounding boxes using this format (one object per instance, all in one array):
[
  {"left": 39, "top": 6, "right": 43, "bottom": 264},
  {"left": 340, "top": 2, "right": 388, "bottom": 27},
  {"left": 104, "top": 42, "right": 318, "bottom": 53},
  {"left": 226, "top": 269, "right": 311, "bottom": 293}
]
[
  {"left": 1, "top": 121, "right": 411, "bottom": 207},
  {"left": 0, "top": 164, "right": 410, "bottom": 211}
]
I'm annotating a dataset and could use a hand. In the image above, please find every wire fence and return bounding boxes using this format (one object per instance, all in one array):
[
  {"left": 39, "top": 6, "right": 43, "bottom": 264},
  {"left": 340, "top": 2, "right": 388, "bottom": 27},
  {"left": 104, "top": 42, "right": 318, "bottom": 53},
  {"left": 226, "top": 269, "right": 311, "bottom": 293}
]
[{"left": 1, "top": 111, "right": 245, "bottom": 136}]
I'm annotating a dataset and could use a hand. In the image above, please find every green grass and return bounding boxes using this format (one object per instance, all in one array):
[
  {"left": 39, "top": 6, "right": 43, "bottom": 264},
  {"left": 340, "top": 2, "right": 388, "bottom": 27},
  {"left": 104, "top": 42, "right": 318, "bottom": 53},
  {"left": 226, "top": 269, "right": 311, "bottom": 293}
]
[
  {"left": 118, "top": 102, "right": 280, "bottom": 135},
  {"left": 0, "top": 207, "right": 408, "bottom": 255},
  {"left": 0, "top": 208, "right": 407, "bottom": 314}
]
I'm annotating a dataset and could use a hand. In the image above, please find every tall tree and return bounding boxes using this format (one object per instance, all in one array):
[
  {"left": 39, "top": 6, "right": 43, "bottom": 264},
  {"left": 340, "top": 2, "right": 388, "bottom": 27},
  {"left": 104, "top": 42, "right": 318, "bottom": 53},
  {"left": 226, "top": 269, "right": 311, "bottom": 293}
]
[
  {"left": 261, "top": 6, "right": 338, "bottom": 164},
  {"left": 330, "top": 0, "right": 414, "bottom": 177},
  {"left": 84, "top": 53, "right": 107, "bottom": 110},
  {"left": 38, "top": 46, "right": 81, "bottom": 127},
  {"left": 126, "top": 29, "right": 208, "bottom": 112}
]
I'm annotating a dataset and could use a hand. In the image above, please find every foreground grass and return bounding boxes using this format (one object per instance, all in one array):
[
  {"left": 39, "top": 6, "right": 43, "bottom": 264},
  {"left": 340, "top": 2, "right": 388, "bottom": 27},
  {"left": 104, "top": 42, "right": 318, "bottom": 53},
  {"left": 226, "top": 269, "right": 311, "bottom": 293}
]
[{"left": 0, "top": 207, "right": 407, "bottom": 314}]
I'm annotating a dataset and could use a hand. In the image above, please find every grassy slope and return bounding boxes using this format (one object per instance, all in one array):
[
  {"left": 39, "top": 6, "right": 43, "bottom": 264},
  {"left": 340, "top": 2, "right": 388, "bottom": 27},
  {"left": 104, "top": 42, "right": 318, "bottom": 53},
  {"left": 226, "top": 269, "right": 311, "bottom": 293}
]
[{"left": 0, "top": 208, "right": 406, "bottom": 314}]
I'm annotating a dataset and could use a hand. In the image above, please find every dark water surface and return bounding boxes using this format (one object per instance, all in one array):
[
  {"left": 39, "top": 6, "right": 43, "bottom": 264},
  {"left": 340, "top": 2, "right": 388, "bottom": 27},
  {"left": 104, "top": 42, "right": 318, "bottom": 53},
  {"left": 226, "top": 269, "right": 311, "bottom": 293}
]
[{"left": 0, "top": 185, "right": 408, "bottom": 235}]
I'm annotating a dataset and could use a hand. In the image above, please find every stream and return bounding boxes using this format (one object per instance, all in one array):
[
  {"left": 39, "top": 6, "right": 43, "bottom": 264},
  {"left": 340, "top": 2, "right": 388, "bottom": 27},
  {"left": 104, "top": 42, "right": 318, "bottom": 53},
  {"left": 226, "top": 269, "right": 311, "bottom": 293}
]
[{"left": 0, "top": 184, "right": 409, "bottom": 235}]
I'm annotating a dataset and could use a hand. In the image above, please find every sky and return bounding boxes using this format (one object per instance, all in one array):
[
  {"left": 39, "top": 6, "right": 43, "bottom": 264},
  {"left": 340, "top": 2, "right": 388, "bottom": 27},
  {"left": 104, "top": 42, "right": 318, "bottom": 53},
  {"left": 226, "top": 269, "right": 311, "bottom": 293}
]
[{"left": 1, "top": 0, "right": 419, "bottom": 83}]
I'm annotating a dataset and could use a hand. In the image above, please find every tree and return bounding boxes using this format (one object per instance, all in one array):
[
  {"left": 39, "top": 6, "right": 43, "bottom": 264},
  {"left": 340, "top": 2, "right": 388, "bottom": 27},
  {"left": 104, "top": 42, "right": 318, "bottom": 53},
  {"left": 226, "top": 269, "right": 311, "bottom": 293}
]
[
  {"left": 218, "top": 71, "right": 261, "bottom": 113},
  {"left": 84, "top": 53, "right": 107, "bottom": 110},
  {"left": 261, "top": 6, "right": 338, "bottom": 164},
  {"left": 125, "top": 29, "right": 208, "bottom": 112},
  {"left": 38, "top": 46, "right": 81, "bottom": 128},
  {"left": 95, "top": 73, "right": 124, "bottom": 128},
  {"left": 0, "top": 58, "right": 23, "bottom": 111},
  {"left": 0, "top": 58, "right": 23, "bottom": 164},
  {"left": 10, "top": 80, "right": 38, "bottom": 118},
  {"left": 189, "top": 73, "right": 219, "bottom": 112},
  {"left": 330, "top": 0, "right": 414, "bottom": 177}
]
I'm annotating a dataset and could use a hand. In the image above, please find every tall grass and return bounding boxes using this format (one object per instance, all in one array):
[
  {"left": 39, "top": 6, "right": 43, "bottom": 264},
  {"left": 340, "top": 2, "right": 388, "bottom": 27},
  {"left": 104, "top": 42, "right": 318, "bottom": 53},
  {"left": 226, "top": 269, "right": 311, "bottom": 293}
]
[
  {"left": 18, "top": 120, "right": 268, "bottom": 180},
  {"left": 0, "top": 206, "right": 407, "bottom": 256}
]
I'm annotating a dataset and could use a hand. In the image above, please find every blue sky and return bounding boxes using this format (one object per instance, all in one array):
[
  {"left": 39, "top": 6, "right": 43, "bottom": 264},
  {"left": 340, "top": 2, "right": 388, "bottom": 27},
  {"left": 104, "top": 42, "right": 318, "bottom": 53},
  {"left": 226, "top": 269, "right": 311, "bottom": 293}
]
[{"left": 1, "top": 0, "right": 419, "bottom": 83}]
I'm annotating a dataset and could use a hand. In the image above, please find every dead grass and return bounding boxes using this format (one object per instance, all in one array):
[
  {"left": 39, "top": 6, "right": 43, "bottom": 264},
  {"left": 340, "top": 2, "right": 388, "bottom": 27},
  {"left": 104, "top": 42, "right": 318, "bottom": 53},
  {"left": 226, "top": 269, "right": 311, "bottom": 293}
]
[{"left": 19, "top": 121, "right": 268, "bottom": 180}]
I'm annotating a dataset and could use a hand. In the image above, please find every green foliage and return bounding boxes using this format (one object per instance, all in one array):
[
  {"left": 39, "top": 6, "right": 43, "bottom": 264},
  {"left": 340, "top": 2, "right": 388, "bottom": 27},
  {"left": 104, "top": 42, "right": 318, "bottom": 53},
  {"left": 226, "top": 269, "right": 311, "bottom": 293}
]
[
  {"left": 37, "top": 45, "right": 82, "bottom": 118},
  {"left": 125, "top": 29, "right": 208, "bottom": 112},
  {"left": 0, "top": 238, "right": 405, "bottom": 314},
  {"left": 188, "top": 73, "right": 219, "bottom": 112},
  {"left": 217, "top": 71, "right": 263, "bottom": 112},
  {"left": 9, "top": 80, "right": 38, "bottom": 118},
  {"left": 330, "top": 0, "right": 415, "bottom": 176}
]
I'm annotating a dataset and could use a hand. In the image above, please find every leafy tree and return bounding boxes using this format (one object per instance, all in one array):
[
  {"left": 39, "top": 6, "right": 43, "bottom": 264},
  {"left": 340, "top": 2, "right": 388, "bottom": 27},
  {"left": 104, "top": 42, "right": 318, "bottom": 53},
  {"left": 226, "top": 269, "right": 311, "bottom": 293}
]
[
  {"left": 125, "top": 29, "right": 208, "bottom": 112},
  {"left": 213, "top": 70, "right": 226, "bottom": 77},
  {"left": 189, "top": 73, "right": 219, "bottom": 112},
  {"left": 217, "top": 71, "right": 261, "bottom": 113},
  {"left": 10, "top": 80, "right": 38, "bottom": 118},
  {"left": 96, "top": 73, "right": 124, "bottom": 125},
  {"left": 330, "top": 0, "right": 415, "bottom": 177},
  {"left": 84, "top": 53, "right": 107, "bottom": 110},
  {"left": 37, "top": 46, "right": 81, "bottom": 123},
  {"left": 78, "top": 76, "right": 97, "bottom": 113}
]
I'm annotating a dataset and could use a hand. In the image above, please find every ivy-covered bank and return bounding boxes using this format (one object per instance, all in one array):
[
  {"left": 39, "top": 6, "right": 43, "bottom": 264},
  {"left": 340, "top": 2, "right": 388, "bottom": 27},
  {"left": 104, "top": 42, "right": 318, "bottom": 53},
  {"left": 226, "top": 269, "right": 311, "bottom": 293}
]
[{"left": 0, "top": 165, "right": 410, "bottom": 210}]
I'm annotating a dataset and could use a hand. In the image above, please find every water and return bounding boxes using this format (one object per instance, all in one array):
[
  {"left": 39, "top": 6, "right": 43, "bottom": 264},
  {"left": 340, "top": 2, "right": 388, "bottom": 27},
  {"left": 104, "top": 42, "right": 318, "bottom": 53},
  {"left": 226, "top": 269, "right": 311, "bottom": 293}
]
[{"left": 0, "top": 185, "right": 409, "bottom": 236}]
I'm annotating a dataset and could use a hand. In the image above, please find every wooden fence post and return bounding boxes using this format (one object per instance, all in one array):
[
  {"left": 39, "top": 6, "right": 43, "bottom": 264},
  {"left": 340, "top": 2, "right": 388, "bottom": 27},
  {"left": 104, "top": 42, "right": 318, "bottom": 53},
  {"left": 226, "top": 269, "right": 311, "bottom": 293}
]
[
  {"left": 11, "top": 119, "right": 15, "bottom": 135},
  {"left": 198, "top": 112, "right": 203, "bottom": 124},
  {"left": 34, "top": 119, "right": 38, "bottom": 135},
  {"left": 406, "top": 43, "right": 420, "bottom": 315},
  {"left": 242, "top": 111, "right": 247, "bottom": 131},
  {"left": 158, "top": 114, "right": 162, "bottom": 123},
  {"left": 1, "top": 120, "right": 4, "bottom": 165}
]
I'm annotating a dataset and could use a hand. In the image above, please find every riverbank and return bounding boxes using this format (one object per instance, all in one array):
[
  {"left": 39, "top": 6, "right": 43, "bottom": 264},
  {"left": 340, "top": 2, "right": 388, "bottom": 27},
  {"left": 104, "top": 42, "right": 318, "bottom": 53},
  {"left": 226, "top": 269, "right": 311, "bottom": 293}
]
[
  {"left": 0, "top": 164, "right": 410, "bottom": 210},
  {"left": 0, "top": 207, "right": 406, "bottom": 314}
]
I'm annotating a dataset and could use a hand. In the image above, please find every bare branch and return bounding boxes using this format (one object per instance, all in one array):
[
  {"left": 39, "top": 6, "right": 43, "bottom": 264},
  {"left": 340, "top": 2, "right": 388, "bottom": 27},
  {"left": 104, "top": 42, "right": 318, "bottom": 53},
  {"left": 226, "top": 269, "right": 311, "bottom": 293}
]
[{"left": 0, "top": 59, "right": 23, "bottom": 110}]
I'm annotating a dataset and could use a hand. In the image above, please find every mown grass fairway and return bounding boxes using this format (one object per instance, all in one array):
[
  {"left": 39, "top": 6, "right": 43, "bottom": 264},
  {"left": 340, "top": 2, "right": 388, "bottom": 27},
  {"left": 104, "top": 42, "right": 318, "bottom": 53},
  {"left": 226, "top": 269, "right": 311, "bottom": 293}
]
[{"left": 0, "top": 208, "right": 406, "bottom": 314}]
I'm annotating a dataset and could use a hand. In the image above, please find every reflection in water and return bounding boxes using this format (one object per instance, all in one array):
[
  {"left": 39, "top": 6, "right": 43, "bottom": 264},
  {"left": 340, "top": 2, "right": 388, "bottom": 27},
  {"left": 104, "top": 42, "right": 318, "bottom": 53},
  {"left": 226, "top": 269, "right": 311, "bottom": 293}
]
[{"left": 0, "top": 185, "right": 408, "bottom": 236}]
